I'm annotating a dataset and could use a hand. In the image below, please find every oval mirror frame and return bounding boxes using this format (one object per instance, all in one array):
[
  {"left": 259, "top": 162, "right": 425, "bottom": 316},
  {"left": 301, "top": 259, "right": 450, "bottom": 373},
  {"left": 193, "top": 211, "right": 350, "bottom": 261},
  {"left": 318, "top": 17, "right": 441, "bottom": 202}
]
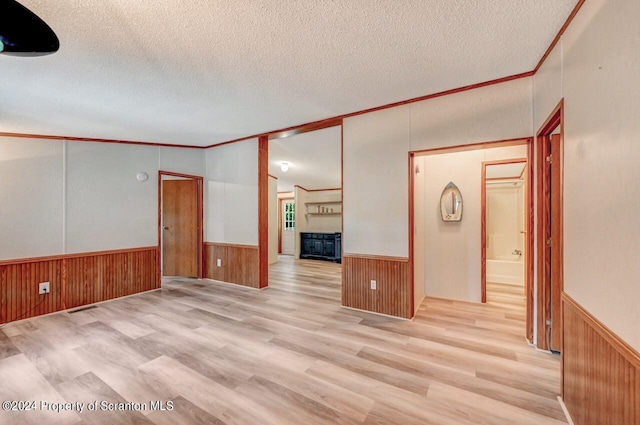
[{"left": 440, "top": 182, "right": 463, "bottom": 222}]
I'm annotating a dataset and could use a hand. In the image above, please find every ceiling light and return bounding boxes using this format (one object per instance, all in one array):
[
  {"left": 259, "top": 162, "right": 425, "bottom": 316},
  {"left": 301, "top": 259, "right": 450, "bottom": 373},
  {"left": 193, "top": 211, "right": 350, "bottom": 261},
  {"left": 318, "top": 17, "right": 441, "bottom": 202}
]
[
  {"left": 280, "top": 162, "right": 289, "bottom": 172},
  {"left": 0, "top": 1, "right": 60, "bottom": 56}
]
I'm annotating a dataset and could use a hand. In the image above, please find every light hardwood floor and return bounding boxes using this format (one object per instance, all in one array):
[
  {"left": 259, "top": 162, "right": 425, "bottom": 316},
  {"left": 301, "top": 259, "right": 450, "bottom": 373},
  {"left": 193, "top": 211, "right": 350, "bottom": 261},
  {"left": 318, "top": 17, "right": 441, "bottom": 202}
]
[
  {"left": 486, "top": 281, "right": 526, "bottom": 311},
  {"left": 0, "top": 258, "right": 564, "bottom": 425}
]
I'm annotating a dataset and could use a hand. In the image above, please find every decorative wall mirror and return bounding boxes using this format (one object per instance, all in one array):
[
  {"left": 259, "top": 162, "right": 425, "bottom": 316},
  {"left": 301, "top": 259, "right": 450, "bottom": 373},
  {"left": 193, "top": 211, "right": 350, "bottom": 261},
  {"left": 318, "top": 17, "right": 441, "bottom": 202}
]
[{"left": 440, "top": 182, "right": 463, "bottom": 221}]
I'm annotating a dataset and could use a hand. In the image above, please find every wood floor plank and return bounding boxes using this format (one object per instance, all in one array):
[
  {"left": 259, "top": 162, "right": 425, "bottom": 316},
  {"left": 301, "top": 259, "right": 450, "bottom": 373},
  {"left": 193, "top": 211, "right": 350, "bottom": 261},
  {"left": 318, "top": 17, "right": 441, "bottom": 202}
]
[{"left": 0, "top": 256, "right": 565, "bottom": 425}]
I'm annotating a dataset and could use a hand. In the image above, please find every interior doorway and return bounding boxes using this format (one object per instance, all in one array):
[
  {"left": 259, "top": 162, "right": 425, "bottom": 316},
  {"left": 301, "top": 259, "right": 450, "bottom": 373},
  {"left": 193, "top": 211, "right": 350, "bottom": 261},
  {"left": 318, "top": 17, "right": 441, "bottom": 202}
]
[
  {"left": 410, "top": 139, "right": 533, "bottom": 327},
  {"left": 281, "top": 199, "right": 295, "bottom": 255},
  {"left": 536, "top": 100, "right": 564, "bottom": 353},
  {"left": 159, "top": 171, "right": 203, "bottom": 278},
  {"left": 481, "top": 159, "right": 528, "bottom": 310}
]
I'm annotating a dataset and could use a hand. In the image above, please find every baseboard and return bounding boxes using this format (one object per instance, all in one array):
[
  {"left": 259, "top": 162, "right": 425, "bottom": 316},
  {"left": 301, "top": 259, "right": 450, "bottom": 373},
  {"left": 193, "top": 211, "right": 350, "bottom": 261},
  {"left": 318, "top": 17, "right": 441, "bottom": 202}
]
[{"left": 557, "top": 397, "right": 575, "bottom": 425}]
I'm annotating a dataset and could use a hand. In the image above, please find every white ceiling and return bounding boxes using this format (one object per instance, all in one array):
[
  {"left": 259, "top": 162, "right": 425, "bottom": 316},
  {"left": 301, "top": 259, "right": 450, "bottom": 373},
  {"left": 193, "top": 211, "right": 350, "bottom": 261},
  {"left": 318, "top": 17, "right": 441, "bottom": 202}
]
[
  {"left": 1, "top": 1, "right": 578, "bottom": 147},
  {"left": 269, "top": 126, "right": 341, "bottom": 192}
]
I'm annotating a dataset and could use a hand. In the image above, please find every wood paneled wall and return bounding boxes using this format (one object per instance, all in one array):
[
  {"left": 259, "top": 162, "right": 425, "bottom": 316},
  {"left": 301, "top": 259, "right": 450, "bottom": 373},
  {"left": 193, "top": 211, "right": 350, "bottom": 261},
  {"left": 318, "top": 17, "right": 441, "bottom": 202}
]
[
  {"left": 65, "top": 248, "right": 157, "bottom": 308},
  {"left": 562, "top": 293, "right": 640, "bottom": 425},
  {"left": 0, "top": 247, "right": 158, "bottom": 324},
  {"left": 342, "top": 254, "right": 412, "bottom": 319},
  {"left": 204, "top": 243, "right": 259, "bottom": 288}
]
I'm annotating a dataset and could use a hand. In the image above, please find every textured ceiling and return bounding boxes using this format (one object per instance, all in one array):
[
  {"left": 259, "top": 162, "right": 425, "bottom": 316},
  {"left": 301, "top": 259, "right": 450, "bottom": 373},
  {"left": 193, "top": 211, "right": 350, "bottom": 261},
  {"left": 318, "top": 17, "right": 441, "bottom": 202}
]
[
  {"left": 1, "top": 1, "right": 578, "bottom": 147},
  {"left": 269, "top": 126, "right": 341, "bottom": 192}
]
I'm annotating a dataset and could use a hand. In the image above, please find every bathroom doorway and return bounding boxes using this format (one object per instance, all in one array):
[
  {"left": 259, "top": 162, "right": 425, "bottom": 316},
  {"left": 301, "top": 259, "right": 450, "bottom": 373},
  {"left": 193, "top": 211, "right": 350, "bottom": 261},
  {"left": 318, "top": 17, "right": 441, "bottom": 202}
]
[{"left": 481, "top": 159, "right": 528, "bottom": 310}]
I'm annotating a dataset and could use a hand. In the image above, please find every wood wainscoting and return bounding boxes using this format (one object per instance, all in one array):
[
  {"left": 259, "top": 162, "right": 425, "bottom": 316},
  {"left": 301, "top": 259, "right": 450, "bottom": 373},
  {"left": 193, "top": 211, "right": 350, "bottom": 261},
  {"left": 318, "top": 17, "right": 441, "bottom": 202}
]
[
  {"left": 562, "top": 293, "right": 640, "bottom": 424},
  {"left": 204, "top": 242, "right": 259, "bottom": 288},
  {"left": 0, "top": 247, "right": 158, "bottom": 324},
  {"left": 342, "top": 254, "right": 412, "bottom": 319}
]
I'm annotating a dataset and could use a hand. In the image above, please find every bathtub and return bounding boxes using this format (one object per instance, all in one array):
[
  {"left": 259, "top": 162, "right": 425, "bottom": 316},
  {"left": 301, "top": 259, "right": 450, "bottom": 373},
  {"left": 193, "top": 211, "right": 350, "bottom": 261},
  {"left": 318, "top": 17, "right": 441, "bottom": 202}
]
[{"left": 487, "top": 256, "right": 524, "bottom": 286}]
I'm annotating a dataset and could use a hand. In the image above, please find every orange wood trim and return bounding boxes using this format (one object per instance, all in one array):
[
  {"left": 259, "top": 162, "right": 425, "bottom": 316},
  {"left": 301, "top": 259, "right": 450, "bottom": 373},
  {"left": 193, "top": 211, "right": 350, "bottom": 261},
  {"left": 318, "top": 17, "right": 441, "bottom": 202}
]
[
  {"left": 562, "top": 293, "right": 640, "bottom": 424},
  {"left": 204, "top": 242, "right": 258, "bottom": 250},
  {"left": 204, "top": 243, "right": 260, "bottom": 288},
  {"left": 536, "top": 132, "right": 552, "bottom": 351},
  {"left": 158, "top": 171, "right": 205, "bottom": 279},
  {"left": 340, "top": 124, "right": 345, "bottom": 293},
  {"left": 481, "top": 163, "right": 487, "bottom": 303},
  {"left": 258, "top": 136, "right": 269, "bottom": 288},
  {"left": 294, "top": 185, "right": 341, "bottom": 192},
  {"left": 277, "top": 198, "right": 283, "bottom": 254},
  {"left": 538, "top": 99, "right": 564, "bottom": 137},
  {"left": 408, "top": 153, "right": 415, "bottom": 315},
  {"left": 159, "top": 170, "right": 205, "bottom": 180},
  {"left": 268, "top": 119, "right": 343, "bottom": 140},
  {"left": 0, "top": 246, "right": 158, "bottom": 266},
  {"left": 563, "top": 293, "right": 640, "bottom": 368},
  {"left": 485, "top": 175, "right": 524, "bottom": 181},
  {"left": 536, "top": 99, "right": 564, "bottom": 351},
  {"left": 526, "top": 140, "right": 535, "bottom": 343},
  {"left": 534, "top": 0, "right": 587, "bottom": 73},
  {"left": 0, "top": 132, "right": 203, "bottom": 149},
  {"left": 304, "top": 187, "right": 341, "bottom": 192},
  {"left": 268, "top": 174, "right": 278, "bottom": 180},
  {"left": 205, "top": 72, "right": 534, "bottom": 149},
  {"left": 157, "top": 170, "right": 162, "bottom": 287},
  {"left": 482, "top": 157, "right": 528, "bottom": 166},
  {"left": 0, "top": 247, "right": 158, "bottom": 324},
  {"left": 550, "top": 133, "right": 563, "bottom": 352},
  {"left": 412, "top": 137, "right": 529, "bottom": 156},
  {"left": 342, "top": 255, "right": 411, "bottom": 319},
  {"left": 342, "top": 253, "right": 409, "bottom": 263}
]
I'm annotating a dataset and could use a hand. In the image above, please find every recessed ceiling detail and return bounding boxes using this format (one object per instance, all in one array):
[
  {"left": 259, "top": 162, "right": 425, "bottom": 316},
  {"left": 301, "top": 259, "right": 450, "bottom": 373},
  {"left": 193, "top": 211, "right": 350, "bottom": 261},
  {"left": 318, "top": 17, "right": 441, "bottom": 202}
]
[{"left": 1, "top": 1, "right": 578, "bottom": 146}]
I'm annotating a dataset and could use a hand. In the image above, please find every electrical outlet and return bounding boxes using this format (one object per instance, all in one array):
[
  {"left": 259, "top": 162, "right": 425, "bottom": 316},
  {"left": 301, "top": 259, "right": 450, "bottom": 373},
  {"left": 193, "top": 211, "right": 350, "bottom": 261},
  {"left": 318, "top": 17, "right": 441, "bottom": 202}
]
[
  {"left": 217, "top": 259, "right": 222, "bottom": 267},
  {"left": 370, "top": 280, "right": 377, "bottom": 290},
  {"left": 39, "top": 281, "right": 50, "bottom": 295}
]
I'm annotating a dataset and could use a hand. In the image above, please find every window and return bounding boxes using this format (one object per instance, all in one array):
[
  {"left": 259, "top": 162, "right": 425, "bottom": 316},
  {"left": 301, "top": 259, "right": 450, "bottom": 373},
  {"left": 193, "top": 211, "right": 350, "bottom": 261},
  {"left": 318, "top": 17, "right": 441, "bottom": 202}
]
[{"left": 284, "top": 202, "right": 295, "bottom": 231}]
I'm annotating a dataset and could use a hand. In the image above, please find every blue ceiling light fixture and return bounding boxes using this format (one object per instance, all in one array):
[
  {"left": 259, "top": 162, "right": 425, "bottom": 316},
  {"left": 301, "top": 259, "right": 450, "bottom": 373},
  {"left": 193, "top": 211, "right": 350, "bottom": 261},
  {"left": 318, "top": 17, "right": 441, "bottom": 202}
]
[{"left": 0, "top": 0, "right": 59, "bottom": 56}]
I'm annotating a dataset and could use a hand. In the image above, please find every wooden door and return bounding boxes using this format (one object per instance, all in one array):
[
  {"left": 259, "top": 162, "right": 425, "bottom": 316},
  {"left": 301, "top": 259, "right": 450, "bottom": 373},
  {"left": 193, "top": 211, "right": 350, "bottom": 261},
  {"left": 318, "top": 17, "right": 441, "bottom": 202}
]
[
  {"left": 281, "top": 200, "right": 295, "bottom": 255},
  {"left": 162, "top": 179, "right": 198, "bottom": 277},
  {"left": 550, "top": 134, "right": 563, "bottom": 352}
]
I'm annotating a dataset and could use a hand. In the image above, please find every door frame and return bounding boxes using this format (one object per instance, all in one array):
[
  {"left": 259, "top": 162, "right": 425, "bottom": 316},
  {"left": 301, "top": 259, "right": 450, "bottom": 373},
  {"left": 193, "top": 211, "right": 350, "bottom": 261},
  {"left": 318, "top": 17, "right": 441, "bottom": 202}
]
[
  {"left": 535, "top": 99, "right": 564, "bottom": 352},
  {"left": 279, "top": 197, "right": 295, "bottom": 255},
  {"left": 408, "top": 137, "right": 533, "bottom": 324},
  {"left": 158, "top": 171, "right": 204, "bottom": 282},
  {"left": 481, "top": 157, "right": 529, "bottom": 304}
]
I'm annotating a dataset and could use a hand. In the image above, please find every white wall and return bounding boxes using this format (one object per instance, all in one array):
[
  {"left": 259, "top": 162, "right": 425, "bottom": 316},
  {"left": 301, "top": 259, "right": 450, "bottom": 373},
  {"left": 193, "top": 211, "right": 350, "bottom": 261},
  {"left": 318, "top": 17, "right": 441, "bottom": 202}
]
[
  {"left": 420, "top": 145, "right": 526, "bottom": 302},
  {"left": 0, "top": 137, "right": 64, "bottom": 260},
  {"left": 159, "top": 146, "right": 205, "bottom": 177},
  {"left": 533, "top": 0, "right": 640, "bottom": 350},
  {"left": 205, "top": 138, "right": 258, "bottom": 245},
  {"left": 268, "top": 176, "right": 278, "bottom": 264},
  {"left": 343, "top": 77, "right": 533, "bottom": 257},
  {"left": 0, "top": 137, "right": 206, "bottom": 260},
  {"left": 304, "top": 190, "right": 342, "bottom": 234},
  {"left": 294, "top": 186, "right": 308, "bottom": 258},
  {"left": 66, "top": 143, "right": 158, "bottom": 253},
  {"left": 343, "top": 105, "right": 411, "bottom": 256}
]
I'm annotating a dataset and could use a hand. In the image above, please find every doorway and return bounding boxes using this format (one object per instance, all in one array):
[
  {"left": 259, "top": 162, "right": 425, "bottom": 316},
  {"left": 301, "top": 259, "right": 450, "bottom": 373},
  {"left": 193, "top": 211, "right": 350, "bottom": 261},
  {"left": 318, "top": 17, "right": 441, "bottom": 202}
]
[
  {"left": 281, "top": 199, "right": 296, "bottom": 255},
  {"left": 159, "top": 171, "right": 203, "bottom": 278},
  {"left": 410, "top": 139, "right": 533, "bottom": 326},
  {"left": 482, "top": 159, "right": 528, "bottom": 310},
  {"left": 536, "top": 100, "right": 564, "bottom": 353}
]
